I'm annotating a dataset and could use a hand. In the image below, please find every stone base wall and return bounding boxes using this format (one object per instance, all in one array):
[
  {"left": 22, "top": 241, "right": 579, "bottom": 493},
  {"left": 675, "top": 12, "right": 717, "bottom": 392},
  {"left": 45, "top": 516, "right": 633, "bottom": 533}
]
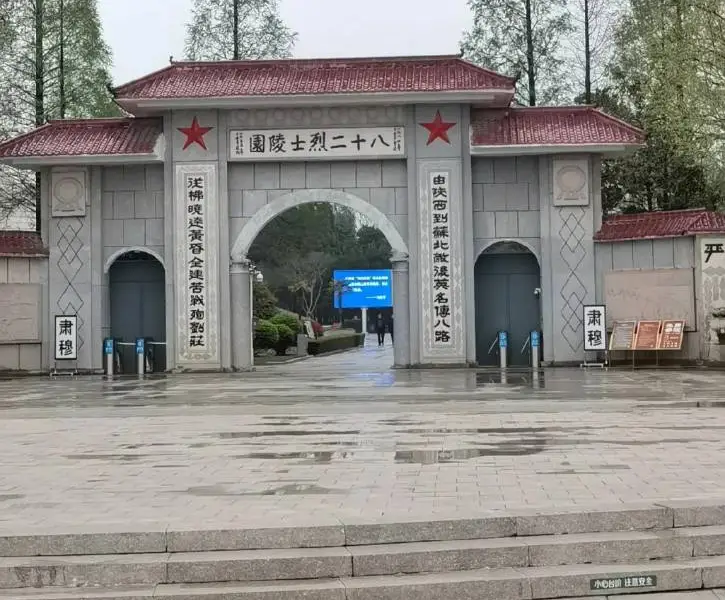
[{"left": 0, "top": 256, "right": 47, "bottom": 371}]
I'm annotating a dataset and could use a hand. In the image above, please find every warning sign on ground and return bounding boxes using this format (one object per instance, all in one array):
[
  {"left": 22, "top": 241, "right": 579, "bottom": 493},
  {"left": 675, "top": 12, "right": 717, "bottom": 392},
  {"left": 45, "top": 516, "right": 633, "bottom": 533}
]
[{"left": 590, "top": 575, "right": 657, "bottom": 592}]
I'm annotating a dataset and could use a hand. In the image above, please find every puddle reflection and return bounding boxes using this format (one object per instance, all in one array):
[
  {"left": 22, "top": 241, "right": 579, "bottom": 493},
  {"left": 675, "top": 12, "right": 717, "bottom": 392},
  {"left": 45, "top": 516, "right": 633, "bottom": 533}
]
[{"left": 475, "top": 371, "right": 545, "bottom": 387}]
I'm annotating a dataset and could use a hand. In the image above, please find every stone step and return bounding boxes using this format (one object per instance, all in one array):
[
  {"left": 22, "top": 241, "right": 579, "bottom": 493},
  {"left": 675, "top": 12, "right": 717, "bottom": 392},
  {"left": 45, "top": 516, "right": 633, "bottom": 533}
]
[
  {"left": 5, "top": 525, "right": 725, "bottom": 589},
  {"left": 2, "top": 500, "right": 708, "bottom": 557},
  {"left": 4, "top": 556, "right": 725, "bottom": 599}
]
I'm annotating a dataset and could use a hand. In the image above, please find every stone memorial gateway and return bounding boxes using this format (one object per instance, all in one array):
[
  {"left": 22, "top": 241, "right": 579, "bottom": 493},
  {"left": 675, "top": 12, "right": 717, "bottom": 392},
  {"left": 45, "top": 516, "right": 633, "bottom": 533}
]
[{"left": 0, "top": 55, "right": 648, "bottom": 372}]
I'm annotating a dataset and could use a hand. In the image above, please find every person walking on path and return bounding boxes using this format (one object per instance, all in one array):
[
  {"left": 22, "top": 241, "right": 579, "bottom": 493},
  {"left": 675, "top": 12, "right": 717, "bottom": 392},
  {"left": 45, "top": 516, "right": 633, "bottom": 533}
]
[
  {"left": 375, "top": 312, "right": 386, "bottom": 346},
  {"left": 388, "top": 314, "right": 394, "bottom": 344}
]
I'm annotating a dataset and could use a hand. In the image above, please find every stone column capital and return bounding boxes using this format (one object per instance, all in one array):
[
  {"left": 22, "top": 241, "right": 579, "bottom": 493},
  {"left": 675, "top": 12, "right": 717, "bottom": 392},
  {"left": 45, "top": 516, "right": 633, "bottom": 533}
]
[
  {"left": 391, "top": 252, "right": 409, "bottom": 269},
  {"left": 230, "top": 257, "right": 251, "bottom": 275}
]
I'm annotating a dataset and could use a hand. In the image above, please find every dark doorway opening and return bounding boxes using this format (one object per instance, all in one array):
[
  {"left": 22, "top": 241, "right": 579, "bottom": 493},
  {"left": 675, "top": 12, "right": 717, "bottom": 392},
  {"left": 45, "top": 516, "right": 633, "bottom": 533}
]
[
  {"left": 475, "top": 243, "right": 541, "bottom": 366},
  {"left": 109, "top": 251, "right": 166, "bottom": 373}
]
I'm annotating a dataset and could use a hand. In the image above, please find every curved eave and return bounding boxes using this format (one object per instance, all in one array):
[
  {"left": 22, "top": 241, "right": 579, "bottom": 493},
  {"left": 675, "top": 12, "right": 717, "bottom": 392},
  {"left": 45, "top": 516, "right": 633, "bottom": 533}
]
[
  {"left": 1, "top": 153, "right": 163, "bottom": 169},
  {"left": 470, "top": 142, "right": 643, "bottom": 157},
  {"left": 0, "top": 251, "right": 48, "bottom": 258},
  {"left": 594, "top": 231, "right": 725, "bottom": 243},
  {"left": 0, "top": 133, "right": 166, "bottom": 169},
  {"left": 116, "top": 89, "right": 516, "bottom": 115}
]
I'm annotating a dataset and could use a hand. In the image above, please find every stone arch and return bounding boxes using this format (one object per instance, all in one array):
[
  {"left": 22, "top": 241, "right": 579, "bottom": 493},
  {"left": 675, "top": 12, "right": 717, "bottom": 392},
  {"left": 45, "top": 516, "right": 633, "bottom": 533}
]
[
  {"left": 103, "top": 246, "right": 165, "bottom": 274},
  {"left": 106, "top": 248, "right": 167, "bottom": 372},
  {"left": 476, "top": 239, "right": 541, "bottom": 266},
  {"left": 230, "top": 189, "right": 408, "bottom": 262},
  {"left": 474, "top": 239, "right": 542, "bottom": 366}
]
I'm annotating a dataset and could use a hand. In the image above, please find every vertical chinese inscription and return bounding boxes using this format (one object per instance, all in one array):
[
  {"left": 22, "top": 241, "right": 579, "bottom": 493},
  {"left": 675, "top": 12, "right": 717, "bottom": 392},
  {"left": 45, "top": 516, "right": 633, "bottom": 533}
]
[
  {"left": 175, "top": 164, "right": 219, "bottom": 365},
  {"left": 430, "top": 171, "right": 452, "bottom": 347},
  {"left": 186, "top": 175, "right": 207, "bottom": 350},
  {"left": 54, "top": 315, "right": 78, "bottom": 360},
  {"left": 583, "top": 305, "right": 607, "bottom": 352}
]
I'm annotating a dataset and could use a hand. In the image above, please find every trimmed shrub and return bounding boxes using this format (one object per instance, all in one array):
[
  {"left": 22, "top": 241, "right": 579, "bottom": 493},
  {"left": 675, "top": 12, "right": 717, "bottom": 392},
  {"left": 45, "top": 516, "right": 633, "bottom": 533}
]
[
  {"left": 253, "top": 282, "right": 277, "bottom": 320},
  {"left": 270, "top": 312, "right": 301, "bottom": 335},
  {"left": 254, "top": 319, "right": 279, "bottom": 350},
  {"left": 273, "top": 323, "right": 295, "bottom": 356},
  {"left": 308, "top": 332, "right": 365, "bottom": 356}
]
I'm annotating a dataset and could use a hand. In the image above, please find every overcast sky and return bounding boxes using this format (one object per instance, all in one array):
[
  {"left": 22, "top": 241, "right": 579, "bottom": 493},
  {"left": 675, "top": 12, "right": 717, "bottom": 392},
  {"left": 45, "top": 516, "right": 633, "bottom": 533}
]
[{"left": 98, "top": 0, "right": 473, "bottom": 85}]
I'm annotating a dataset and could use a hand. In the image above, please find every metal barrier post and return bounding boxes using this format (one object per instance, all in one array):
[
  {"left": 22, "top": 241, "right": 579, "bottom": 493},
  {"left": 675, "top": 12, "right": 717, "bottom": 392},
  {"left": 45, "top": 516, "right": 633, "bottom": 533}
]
[
  {"left": 135, "top": 338, "right": 145, "bottom": 377},
  {"left": 498, "top": 331, "right": 508, "bottom": 369},
  {"left": 104, "top": 337, "right": 114, "bottom": 377},
  {"left": 148, "top": 341, "right": 166, "bottom": 373},
  {"left": 530, "top": 330, "right": 541, "bottom": 369}
]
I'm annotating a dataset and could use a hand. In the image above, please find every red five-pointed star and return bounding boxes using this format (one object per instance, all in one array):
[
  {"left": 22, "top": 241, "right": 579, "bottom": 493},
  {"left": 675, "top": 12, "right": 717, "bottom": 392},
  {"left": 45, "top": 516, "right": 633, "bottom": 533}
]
[
  {"left": 420, "top": 110, "right": 456, "bottom": 145},
  {"left": 178, "top": 116, "right": 213, "bottom": 151}
]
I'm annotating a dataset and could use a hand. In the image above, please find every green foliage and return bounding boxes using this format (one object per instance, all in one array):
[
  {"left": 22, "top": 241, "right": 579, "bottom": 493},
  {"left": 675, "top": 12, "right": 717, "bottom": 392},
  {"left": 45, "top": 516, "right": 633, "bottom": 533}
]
[
  {"left": 184, "top": 0, "right": 296, "bottom": 60},
  {"left": 339, "top": 226, "right": 392, "bottom": 270},
  {"left": 0, "top": 0, "right": 117, "bottom": 220},
  {"left": 269, "top": 313, "right": 300, "bottom": 335},
  {"left": 249, "top": 203, "right": 391, "bottom": 321},
  {"left": 253, "top": 281, "right": 277, "bottom": 320},
  {"left": 272, "top": 323, "right": 295, "bottom": 356},
  {"left": 308, "top": 332, "right": 366, "bottom": 356},
  {"left": 461, "top": 0, "right": 573, "bottom": 105},
  {"left": 593, "top": 0, "right": 725, "bottom": 214},
  {"left": 254, "top": 319, "right": 279, "bottom": 349}
]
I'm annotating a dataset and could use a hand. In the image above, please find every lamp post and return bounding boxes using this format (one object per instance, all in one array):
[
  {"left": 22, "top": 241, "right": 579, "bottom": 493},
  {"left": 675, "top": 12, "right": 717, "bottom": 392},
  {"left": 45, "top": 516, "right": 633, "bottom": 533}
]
[{"left": 250, "top": 266, "right": 263, "bottom": 330}]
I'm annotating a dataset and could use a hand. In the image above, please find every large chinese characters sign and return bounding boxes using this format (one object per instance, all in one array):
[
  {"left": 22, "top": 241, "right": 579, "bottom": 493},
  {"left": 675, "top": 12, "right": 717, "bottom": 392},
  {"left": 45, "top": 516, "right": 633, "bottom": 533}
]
[
  {"left": 419, "top": 164, "right": 464, "bottom": 361},
  {"left": 430, "top": 172, "right": 453, "bottom": 346},
  {"left": 229, "top": 127, "right": 405, "bottom": 160},
  {"left": 174, "top": 164, "right": 219, "bottom": 365}
]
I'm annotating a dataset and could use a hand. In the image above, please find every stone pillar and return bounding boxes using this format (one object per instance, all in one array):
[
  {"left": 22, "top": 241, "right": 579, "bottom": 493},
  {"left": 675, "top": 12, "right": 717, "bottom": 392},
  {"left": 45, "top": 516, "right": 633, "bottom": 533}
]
[
  {"left": 392, "top": 253, "right": 411, "bottom": 367},
  {"left": 230, "top": 260, "right": 253, "bottom": 371}
]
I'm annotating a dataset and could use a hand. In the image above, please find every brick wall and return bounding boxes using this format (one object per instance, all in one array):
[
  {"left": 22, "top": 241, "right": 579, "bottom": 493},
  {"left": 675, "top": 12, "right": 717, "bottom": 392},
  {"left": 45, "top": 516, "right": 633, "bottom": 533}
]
[
  {"left": 101, "top": 165, "right": 165, "bottom": 266},
  {"left": 227, "top": 160, "right": 408, "bottom": 247},
  {"left": 471, "top": 156, "right": 541, "bottom": 258}
]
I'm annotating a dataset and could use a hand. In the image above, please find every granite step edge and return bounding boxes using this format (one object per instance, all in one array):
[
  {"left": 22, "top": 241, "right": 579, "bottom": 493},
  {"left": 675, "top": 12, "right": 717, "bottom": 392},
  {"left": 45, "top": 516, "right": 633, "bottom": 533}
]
[
  {"left": 5, "top": 555, "right": 725, "bottom": 599},
  {"left": 2, "top": 499, "right": 725, "bottom": 556}
]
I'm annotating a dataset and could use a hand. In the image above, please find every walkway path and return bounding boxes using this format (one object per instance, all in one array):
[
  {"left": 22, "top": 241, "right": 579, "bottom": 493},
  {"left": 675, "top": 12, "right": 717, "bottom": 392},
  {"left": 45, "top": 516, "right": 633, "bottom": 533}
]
[{"left": 1, "top": 345, "right": 725, "bottom": 535}]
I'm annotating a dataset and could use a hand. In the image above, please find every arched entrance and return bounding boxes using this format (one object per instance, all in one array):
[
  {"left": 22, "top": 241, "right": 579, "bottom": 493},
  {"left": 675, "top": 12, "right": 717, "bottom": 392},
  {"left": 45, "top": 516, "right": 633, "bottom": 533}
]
[
  {"left": 108, "top": 250, "right": 166, "bottom": 373},
  {"left": 229, "top": 189, "right": 410, "bottom": 370},
  {"left": 475, "top": 241, "right": 541, "bottom": 366}
]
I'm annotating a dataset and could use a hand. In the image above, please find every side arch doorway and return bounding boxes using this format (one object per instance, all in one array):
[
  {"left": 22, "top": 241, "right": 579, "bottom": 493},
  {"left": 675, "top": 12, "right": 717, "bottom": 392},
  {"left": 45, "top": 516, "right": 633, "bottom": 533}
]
[
  {"left": 108, "top": 251, "right": 166, "bottom": 373},
  {"left": 475, "top": 242, "right": 541, "bottom": 366}
]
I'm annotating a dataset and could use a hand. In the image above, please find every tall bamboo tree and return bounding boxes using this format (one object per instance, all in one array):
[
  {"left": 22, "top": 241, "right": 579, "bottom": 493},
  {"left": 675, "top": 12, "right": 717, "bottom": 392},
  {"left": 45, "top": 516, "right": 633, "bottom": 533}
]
[
  {"left": 0, "top": 0, "right": 117, "bottom": 228},
  {"left": 460, "top": 0, "right": 573, "bottom": 105},
  {"left": 184, "top": 0, "right": 296, "bottom": 61}
]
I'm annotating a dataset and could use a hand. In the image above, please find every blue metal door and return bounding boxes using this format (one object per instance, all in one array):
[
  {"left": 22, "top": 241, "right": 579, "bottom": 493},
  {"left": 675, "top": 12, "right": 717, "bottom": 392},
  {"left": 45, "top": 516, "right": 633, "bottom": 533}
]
[
  {"left": 109, "top": 253, "right": 165, "bottom": 373},
  {"left": 475, "top": 251, "right": 540, "bottom": 366}
]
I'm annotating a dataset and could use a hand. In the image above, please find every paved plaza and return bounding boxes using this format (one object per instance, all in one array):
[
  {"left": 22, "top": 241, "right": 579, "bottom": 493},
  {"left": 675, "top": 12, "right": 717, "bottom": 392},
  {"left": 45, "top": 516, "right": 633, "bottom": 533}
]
[{"left": 2, "top": 337, "right": 725, "bottom": 536}]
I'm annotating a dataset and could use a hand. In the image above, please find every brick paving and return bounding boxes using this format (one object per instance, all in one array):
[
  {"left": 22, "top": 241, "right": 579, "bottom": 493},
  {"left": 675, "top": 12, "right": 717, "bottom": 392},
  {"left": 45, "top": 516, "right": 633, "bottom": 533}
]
[{"left": 2, "top": 338, "right": 725, "bottom": 534}]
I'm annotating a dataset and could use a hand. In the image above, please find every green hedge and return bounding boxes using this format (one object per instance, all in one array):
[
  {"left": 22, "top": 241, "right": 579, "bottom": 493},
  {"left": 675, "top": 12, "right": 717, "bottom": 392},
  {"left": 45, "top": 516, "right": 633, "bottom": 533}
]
[
  {"left": 308, "top": 332, "right": 366, "bottom": 356},
  {"left": 254, "top": 319, "right": 279, "bottom": 349},
  {"left": 269, "top": 312, "right": 301, "bottom": 335}
]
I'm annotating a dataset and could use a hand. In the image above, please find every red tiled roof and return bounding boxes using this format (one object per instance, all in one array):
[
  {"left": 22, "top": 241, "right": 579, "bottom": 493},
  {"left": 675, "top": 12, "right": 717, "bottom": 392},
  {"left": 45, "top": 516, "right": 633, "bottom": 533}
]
[
  {"left": 471, "top": 106, "right": 644, "bottom": 147},
  {"left": 0, "top": 231, "right": 47, "bottom": 257},
  {"left": 0, "top": 118, "right": 163, "bottom": 159},
  {"left": 113, "top": 55, "right": 516, "bottom": 100},
  {"left": 594, "top": 209, "right": 725, "bottom": 242}
]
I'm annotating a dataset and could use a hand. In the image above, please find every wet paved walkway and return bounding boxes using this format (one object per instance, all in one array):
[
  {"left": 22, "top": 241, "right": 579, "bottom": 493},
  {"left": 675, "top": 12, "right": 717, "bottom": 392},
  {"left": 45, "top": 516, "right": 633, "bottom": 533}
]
[{"left": 2, "top": 337, "right": 725, "bottom": 534}]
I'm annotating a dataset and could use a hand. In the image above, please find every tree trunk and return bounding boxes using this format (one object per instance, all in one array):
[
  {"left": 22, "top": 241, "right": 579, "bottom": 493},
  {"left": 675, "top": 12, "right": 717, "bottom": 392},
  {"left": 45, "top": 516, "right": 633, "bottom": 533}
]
[
  {"left": 35, "top": 0, "right": 44, "bottom": 233},
  {"left": 233, "top": 0, "right": 239, "bottom": 60},
  {"left": 584, "top": 0, "right": 591, "bottom": 104},
  {"left": 525, "top": 0, "right": 536, "bottom": 106},
  {"left": 59, "top": 0, "right": 65, "bottom": 118}
]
